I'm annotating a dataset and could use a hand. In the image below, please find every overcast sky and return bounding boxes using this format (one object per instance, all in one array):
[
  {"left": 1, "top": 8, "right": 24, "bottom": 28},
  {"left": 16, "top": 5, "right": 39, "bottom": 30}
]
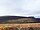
[{"left": 0, "top": 0, "right": 40, "bottom": 18}]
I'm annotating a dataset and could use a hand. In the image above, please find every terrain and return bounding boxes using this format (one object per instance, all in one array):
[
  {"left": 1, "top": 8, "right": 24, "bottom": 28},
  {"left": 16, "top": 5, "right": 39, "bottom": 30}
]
[
  {"left": 0, "top": 16, "right": 40, "bottom": 30},
  {"left": 0, "top": 23, "right": 40, "bottom": 30},
  {"left": 0, "top": 16, "right": 40, "bottom": 24}
]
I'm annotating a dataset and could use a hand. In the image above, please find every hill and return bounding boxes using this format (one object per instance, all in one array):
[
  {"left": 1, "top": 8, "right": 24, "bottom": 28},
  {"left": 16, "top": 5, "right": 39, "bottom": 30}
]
[{"left": 0, "top": 16, "right": 40, "bottom": 24}]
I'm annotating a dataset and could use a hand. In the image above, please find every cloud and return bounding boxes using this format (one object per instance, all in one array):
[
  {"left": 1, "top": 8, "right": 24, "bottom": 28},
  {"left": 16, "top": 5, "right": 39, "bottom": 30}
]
[{"left": 0, "top": 0, "right": 40, "bottom": 18}]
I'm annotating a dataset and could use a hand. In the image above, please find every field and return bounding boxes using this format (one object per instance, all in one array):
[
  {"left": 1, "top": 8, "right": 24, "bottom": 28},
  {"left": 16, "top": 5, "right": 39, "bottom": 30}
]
[
  {"left": 0, "top": 16, "right": 40, "bottom": 30},
  {"left": 0, "top": 23, "right": 40, "bottom": 30}
]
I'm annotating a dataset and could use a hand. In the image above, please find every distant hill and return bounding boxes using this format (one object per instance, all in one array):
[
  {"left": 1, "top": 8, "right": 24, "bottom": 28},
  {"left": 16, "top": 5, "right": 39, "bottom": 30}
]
[{"left": 0, "top": 16, "right": 40, "bottom": 24}]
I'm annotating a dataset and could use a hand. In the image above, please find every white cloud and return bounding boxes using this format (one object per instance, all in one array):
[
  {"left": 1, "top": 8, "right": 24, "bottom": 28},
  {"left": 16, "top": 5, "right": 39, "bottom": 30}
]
[{"left": 0, "top": 0, "right": 40, "bottom": 18}]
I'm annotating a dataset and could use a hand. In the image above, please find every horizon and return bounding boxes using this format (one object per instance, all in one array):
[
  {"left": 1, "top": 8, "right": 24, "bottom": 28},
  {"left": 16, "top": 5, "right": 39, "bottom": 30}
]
[{"left": 0, "top": 15, "right": 39, "bottom": 18}]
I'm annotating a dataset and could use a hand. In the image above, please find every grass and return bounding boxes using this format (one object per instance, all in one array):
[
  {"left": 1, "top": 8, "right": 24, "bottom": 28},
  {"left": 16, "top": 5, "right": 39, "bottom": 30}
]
[{"left": 0, "top": 23, "right": 40, "bottom": 30}]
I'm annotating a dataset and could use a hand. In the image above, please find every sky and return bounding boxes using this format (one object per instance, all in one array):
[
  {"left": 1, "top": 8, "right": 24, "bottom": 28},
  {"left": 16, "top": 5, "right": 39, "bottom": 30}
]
[{"left": 0, "top": 0, "right": 40, "bottom": 18}]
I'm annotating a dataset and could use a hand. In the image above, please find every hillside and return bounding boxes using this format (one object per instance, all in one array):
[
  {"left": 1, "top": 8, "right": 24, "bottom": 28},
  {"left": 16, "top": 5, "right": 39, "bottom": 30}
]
[{"left": 0, "top": 16, "right": 40, "bottom": 24}]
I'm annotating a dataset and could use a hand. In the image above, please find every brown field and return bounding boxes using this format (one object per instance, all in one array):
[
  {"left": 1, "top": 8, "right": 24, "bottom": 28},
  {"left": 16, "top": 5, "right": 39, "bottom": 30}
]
[
  {"left": 0, "top": 17, "right": 40, "bottom": 30},
  {"left": 0, "top": 23, "right": 40, "bottom": 30}
]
